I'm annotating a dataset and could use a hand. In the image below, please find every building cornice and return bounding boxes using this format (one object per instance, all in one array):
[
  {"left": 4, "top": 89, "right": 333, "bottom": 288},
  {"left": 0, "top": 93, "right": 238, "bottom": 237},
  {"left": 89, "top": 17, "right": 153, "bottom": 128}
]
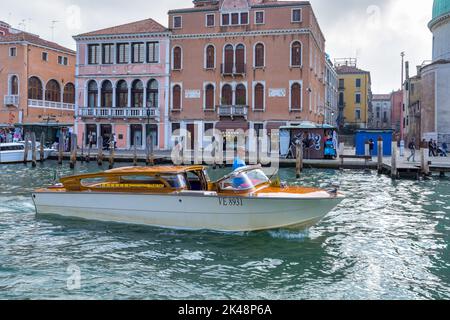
[
  {"left": 428, "top": 12, "right": 450, "bottom": 30},
  {"left": 73, "top": 32, "right": 171, "bottom": 42},
  {"left": 0, "top": 40, "right": 75, "bottom": 55}
]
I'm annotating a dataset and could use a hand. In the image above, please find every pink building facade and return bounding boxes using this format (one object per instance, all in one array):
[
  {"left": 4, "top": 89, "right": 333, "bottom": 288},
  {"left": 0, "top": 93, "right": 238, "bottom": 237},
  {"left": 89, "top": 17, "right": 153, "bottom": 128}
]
[
  {"left": 391, "top": 89, "right": 404, "bottom": 138},
  {"left": 74, "top": 19, "right": 171, "bottom": 150},
  {"left": 168, "top": 0, "right": 326, "bottom": 149}
]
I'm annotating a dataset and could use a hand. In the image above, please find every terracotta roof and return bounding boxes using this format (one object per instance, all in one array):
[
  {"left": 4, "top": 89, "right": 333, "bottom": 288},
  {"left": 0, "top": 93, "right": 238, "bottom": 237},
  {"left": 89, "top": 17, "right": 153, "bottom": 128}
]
[
  {"left": 0, "top": 32, "right": 75, "bottom": 54},
  {"left": 75, "top": 19, "right": 167, "bottom": 37},
  {"left": 335, "top": 65, "right": 370, "bottom": 75}
]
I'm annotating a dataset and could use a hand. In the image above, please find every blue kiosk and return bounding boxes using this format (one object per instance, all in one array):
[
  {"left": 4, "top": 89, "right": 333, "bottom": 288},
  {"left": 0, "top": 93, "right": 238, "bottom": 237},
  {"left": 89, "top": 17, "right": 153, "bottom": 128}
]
[{"left": 355, "top": 129, "right": 393, "bottom": 156}]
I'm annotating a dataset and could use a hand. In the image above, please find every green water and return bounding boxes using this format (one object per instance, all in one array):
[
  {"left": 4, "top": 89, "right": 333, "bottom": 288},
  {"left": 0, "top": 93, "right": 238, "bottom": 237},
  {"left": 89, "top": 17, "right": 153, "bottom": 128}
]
[{"left": 0, "top": 161, "right": 449, "bottom": 299}]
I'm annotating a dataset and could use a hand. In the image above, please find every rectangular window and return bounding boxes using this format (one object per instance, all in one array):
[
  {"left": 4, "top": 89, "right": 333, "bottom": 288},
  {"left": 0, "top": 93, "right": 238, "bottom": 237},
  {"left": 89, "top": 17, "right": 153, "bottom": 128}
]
[
  {"left": 117, "top": 43, "right": 130, "bottom": 64},
  {"left": 206, "top": 14, "right": 215, "bottom": 27},
  {"left": 222, "top": 14, "right": 230, "bottom": 26},
  {"left": 42, "top": 52, "right": 48, "bottom": 61},
  {"left": 355, "top": 93, "right": 361, "bottom": 104},
  {"left": 88, "top": 44, "right": 100, "bottom": 64},
  {"left": 147, "top": 42, "right": 159, "bottom": 63},
  {"left": 255, "top": 11, "right": 265, "bottom": 24},
  {"left": 231, "top": 13, "right": 239, "bottom": 25},
  {"left": 172, "top": 123, "right": 180, "bottom": 134},
  {"left": 355, "top": 109, "right": 361, "bottom": 120},
  {"left": 338, "top": 92, "right": 344, "bottom": 106},
  {"left": 356, "top": 78, "right": 361, "bottom": 88},
  {"left": 132, "top": 43, "right": 145, "bottom": 63},
  {"left": 339, "top": 79, "right": 344, "bottom": 89},
  {"left": 240, "top": 12, "right": 249, "bottom": 25},
  {"left": 102, "top": 44, "right": 114, "bottom": 64},
  {"left": 173, "top": 16, "right": 182, "bottom": 29},
  {"left": 58, "top": 56, "right": 68, "bottom": 66},
  {"left": 204, "top": 123, "right": 214, "bottom": 133},
  {"left": 9, "top": 47, "right": 17, "bottom": 57},
  {"left": 292, "top": 9, "right": 302, "bottom": 22}
]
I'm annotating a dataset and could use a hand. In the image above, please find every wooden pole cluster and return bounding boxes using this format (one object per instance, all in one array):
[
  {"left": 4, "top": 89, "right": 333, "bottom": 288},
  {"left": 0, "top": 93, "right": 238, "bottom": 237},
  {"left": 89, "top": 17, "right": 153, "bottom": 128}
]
[
  {"left": 70, "top": 133, "right": 77, "bottom": 169},
  {"left": 40, "top": 132, "right": 45, "bottom": 163},
  {"left": 146, "top": 135, "right": 154, "bottom": 166},
  {"left": 295, "top": 142, "right": 303, "bottom": 179},
  {"left": 23, "top": 132, "right": 30, "bottom": 164},
  {"left": 377, "top": 137, "right": 383, "bottom": 174},
  {"left": 81, "top": 132, "right": 85, "bottom": 163},
  {"left": 97, "top": 136, "right": 103, "bottom": 166}
]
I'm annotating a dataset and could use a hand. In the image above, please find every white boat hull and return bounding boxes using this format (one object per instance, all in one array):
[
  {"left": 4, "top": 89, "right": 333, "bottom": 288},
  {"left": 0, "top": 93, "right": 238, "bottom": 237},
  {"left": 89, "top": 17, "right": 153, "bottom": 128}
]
[
  {"left": 32, "top": 192, "right": 343, "bottom": 232},
  {"left": 0, "top": 150, "right": 53, "bottom": 164}
]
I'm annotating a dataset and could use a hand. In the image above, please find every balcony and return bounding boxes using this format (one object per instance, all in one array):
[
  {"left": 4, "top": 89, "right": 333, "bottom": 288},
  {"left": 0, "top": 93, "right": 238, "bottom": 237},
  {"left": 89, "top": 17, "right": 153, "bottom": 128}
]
[
  {"left": 4, "top": 95, "right": 19, "bottom": 107},
  {"left": 78, "top": 107, "right": 160, "bottom": 119},
  {"left": 218, "top": 105, "right": 248, "bottom": 119},
  {"left": 220, "top": 63, "right": 246, "bottom": 76},
  {"left": 28, "top": 99, "right": 75, "bottom": 111}
]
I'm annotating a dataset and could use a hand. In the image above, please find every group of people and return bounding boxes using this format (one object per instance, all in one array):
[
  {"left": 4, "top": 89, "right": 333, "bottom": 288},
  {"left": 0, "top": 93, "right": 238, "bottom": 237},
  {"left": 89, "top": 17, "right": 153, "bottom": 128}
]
[
  {"left": 0, "top": 128, "right": 23, "bottom": 144},
  {"left": 407, "top": 138, "right": 448, "bottom": 162}
]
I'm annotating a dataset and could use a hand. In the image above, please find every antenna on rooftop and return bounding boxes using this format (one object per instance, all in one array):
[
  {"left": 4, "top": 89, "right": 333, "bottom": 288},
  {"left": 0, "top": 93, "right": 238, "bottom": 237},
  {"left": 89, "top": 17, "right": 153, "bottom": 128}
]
[
  {"left": 50, "top": 20, "right": 59, "bottom": 41},
  {"left": 18, "top": 19, "right": 26, "bottom": 31}
]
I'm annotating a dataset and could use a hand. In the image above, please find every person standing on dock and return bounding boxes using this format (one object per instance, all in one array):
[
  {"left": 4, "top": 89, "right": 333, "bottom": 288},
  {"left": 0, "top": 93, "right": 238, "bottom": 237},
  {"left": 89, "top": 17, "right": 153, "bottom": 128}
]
[
  {"left": 407, "top": 138, "right": 416, "bottom": 162},
  {"left": 369, "top": 139, "right": 375, "bottom": 157}
]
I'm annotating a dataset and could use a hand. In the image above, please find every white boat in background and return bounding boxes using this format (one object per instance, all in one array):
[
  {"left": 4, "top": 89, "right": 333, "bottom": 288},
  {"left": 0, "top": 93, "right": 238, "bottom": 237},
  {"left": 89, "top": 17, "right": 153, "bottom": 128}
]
[
  {"left": 0, "top": 142, "right": 54, "bottom": 164},
  {"left": 32, "top": 165, "right": 344, "bottom": 232}
]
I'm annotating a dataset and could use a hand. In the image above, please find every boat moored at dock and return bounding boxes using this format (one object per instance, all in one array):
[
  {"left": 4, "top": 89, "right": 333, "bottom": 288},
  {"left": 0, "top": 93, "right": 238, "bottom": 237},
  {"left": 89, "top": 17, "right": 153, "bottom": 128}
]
[
  {"left": 32, "top": 165, "right": 344, "bottom": 232},
  {"left": 0, "top": 142, "right": 54, "bottom": 164}
]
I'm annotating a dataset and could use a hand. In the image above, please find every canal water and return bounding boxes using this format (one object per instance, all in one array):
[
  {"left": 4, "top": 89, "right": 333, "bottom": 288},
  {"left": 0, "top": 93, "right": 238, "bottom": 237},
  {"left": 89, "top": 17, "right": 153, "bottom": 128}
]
[{"left": 0, "top": 161, "right": 449, "bottom": 300}]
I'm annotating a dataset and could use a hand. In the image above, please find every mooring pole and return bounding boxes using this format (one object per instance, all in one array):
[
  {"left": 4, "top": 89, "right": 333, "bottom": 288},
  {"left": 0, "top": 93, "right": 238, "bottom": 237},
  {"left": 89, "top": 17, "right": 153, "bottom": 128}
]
[
  {"left": 377, "top": 137, "right": 383, "bottom": 174},
  {"left": 391, "top": 138, "right": 398, "bottom": 179},
  {"left": 40, "top": 132, "right": 45, "bottom": 163},
  {"left": 58, "top": 132, "right": 64, "bottom": 165},
  {"left": 31, "top": 132, "right": 37, "bottom": 168},
  {"left": 70, "top": 133, "right": 77, "bottom": 169},
  {"left": 81, "top": 132, "right": 85, "bottom": 163},
  {"left": 133, "top": 136, "right": 138, "bottom": 167},
  {"left": 109, "top": 140, "right": 115, "bottom": 169},
  {"left": 97, "top": 136, "right": 103, "bottom": 166},
  {"left": 420, "top": 140, "right": 430, "bottom": 176},
  {"left": 296, "top": 142, "right": 303, "bottom": 178},
  {"left": 23, "top": 132, "right": 30, "bottom": 164}
]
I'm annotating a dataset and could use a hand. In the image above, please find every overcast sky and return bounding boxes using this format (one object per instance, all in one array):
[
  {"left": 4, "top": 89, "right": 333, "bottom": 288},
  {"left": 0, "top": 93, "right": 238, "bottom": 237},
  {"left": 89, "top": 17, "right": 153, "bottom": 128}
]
[{"left": 1, "top": 0, "right": 434, "bottom": 93}]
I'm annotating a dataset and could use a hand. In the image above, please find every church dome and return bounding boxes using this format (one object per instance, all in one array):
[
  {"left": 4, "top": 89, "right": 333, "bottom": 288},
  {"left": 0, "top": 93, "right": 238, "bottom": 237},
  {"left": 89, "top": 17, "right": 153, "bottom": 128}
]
[{"left": 433, "top": 0, "right": 450, "bottom": 20}]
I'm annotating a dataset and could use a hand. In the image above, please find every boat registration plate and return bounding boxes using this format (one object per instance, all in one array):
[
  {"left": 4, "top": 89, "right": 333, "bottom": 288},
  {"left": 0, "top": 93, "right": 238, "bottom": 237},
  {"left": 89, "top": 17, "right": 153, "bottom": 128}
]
[{"left": 219, "top": 197, "right": 243, "bottom": 207}]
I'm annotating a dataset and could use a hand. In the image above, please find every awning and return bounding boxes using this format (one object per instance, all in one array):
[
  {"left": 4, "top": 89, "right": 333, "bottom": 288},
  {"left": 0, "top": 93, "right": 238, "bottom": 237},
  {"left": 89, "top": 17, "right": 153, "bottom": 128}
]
[{"left": 215, "top": 120, "right": 249, "bottom": 132}]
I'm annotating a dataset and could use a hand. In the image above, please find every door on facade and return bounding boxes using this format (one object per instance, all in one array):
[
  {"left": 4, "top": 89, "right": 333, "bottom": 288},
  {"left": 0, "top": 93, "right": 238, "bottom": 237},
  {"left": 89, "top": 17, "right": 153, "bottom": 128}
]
[
  {"left": 86, "top": 124, "right": 97, "bottom": 147},
  {"left": 254, "top": 123, "right": 264, "bottom": 155},
  {"left": 146, "top": 124, "right": 158, "bottom": 149},
  {"left": 100, "top": 124, "right": 112, "bottom": 149},
  {"left": 130, "top": 124, "right": 143, "bottom": 147},
  {"left": 186, "top": 124, "right": 196, "bottom": 151}
]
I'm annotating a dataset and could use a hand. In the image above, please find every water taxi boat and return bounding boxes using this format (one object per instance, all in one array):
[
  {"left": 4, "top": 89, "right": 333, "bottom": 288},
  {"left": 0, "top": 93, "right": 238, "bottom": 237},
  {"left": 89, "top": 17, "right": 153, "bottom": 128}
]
[
  {"left": 0, "top": 142, "right": 54, "bottom": 164},
  {"left": 32, "top": 165, "right": 344, "bottom": 232}
]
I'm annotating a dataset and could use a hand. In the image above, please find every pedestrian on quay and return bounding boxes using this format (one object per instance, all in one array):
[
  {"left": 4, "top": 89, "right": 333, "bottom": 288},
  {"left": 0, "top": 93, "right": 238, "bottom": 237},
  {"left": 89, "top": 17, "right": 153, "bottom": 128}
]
[
  {"left": 443, "top": 142, "right": 448, "bottom": 155},
  {"left": 369, "top": 139, "right": 375, "bottom": 157},
  {"left": 407, "top": 138, "right": 416, "bottom": 162},
  {"left": 429, "top": 139, "right": 436, "bottom": 157}
]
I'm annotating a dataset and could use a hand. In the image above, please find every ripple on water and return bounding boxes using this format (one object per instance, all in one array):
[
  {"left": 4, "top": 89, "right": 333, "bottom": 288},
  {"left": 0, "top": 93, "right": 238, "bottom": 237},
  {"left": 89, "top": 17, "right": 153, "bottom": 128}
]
[{"left": 0, "top": 162, "right": 449, "bottom": 299}]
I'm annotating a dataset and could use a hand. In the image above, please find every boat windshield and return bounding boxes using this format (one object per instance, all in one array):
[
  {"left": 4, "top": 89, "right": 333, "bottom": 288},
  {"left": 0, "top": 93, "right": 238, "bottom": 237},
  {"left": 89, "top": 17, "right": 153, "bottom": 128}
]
[{"left": 218, "top": 169, "right": 270, "bottom": 191}]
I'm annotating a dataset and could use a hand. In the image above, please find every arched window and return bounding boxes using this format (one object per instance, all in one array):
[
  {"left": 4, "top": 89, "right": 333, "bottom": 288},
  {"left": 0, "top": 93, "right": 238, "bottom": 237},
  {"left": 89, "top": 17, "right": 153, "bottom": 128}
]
[
  {"left": 254, "top": 83, "right": 264, "bottom": 110},
  {"left": 205, "top": 84, "right": 214, "bottom": 110},
  {"left": 131, "top": 80, "right": 144, "bottom": 108},
  {"left": 255, "top": 43, "right": 264, "bottom": 68},
  {"left": 63, "top": 83, "right": 75, "bottom": 104},
  {"left": 116, "top": 80, "right": 128, "bottom": 108},
  {"left": 28, "top": 77, "right": 43, "bottom": 100},
  {"left": 221, "top": 84, "right": 232, "bottom": 105},
  {"left": 10, "top": 76, "right": 19, "bottom": 95},
  {"left": 173, "top": 46, "right": 182, "bottom": 70},
  {"left": 87, "top": 80, "right": 98, "bottom": 108},
  {"left": 45, "top": 80, "right": 61, "bottom": 102},
  {"left": 172, "top": 85, "right": 181, "bottom": 110},
  {"left": 101, "top": 81, "right": 113, "bottom": 107},
  {"left": 291, "top": 41, "right": 302, "bottom": 66},
  {"left": 235, "top": 44, "right": 245, "bottom": 74},
  {"left": 147, "top": 79, "right": 159, "bottom": 108},
  {"left": 224, "top": 45, "right": 234, "bottom": 74},
  {"left": 235, "top": 84, "right": 246, "bottom": 105},
  {"left": 206, "top": 45, "right": 215, "bottom": 69},
  {"left": 291, "top": 83, "right": 301, "bottom": 110}
]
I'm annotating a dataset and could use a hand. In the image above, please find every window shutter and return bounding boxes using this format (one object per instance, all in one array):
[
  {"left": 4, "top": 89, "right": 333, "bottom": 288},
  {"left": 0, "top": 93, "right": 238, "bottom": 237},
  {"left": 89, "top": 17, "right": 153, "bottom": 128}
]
[{"left": 255, "top": 84, "right": 264, "bottom": 110}]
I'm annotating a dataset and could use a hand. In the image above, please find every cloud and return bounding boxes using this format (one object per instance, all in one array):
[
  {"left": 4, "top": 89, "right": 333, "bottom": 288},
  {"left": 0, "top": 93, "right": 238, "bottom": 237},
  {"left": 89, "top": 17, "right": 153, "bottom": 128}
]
[{"left": 1, "top": 0, "right": 434, "bottom": 93}]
